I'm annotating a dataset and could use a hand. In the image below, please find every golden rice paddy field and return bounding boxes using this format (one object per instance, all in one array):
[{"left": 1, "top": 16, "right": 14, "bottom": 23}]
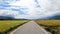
[
  {"left": 35, "top": 20, "right": 60, "bottom": 26},
  {"left": 35, "top": 20, "right": 60, "bottom": 34},
  {"left": 0, "top": 20, "right": 29, "bottom": 34}
]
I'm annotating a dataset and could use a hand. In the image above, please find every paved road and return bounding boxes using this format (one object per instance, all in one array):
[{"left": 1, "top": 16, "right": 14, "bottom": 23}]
[{"left": 10, "top": 21, "right": 48, "bottom": 34}]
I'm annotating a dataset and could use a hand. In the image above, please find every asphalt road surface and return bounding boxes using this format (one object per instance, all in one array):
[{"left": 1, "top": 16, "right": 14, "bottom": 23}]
[{"left": 10, "top": 21, "right": 48, "bottom": 34}]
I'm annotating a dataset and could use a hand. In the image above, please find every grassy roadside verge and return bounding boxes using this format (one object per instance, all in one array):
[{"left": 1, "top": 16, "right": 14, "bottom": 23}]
[
  {"left": 35, "top": 20, "right": 60, "bottom": 34},
  {"left": 0, "top": 20, "right": 30, "bottom": 34}
]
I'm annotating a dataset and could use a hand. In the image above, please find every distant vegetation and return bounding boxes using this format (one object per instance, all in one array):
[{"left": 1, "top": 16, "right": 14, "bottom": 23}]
[{"left": 0, "top": 20, "right": 29, "bottom": 34}]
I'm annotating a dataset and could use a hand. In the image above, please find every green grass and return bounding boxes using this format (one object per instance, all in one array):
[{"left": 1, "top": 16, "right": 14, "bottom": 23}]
[{"left": 0, "top": 20, "right": 29, "bottom": 34}]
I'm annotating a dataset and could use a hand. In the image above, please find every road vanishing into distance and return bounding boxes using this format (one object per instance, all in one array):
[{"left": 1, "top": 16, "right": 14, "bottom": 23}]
[{"left": 10, "top": 21, "right": 48, "bottom": 34}]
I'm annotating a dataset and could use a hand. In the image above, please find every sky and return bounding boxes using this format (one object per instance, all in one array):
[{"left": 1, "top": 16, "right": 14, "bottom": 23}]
[{"left": 0, "top": 0, "right": 60, "bottom": 19}]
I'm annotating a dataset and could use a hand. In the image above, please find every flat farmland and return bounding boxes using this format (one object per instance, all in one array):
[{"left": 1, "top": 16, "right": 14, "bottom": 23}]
[
  {"left": 0, "top": 20, "right": 29, "bottom": 34},
  {"left": 35, "top": 20, "right": 60, "bottom": 34},
  {"left": 35, "top": 20, "right": 60, "bottom": 26}
]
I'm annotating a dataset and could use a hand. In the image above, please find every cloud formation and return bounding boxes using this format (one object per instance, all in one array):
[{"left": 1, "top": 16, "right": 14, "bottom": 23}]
[{"left": 0, "top": 0, "right": 60, "bottom": 19}]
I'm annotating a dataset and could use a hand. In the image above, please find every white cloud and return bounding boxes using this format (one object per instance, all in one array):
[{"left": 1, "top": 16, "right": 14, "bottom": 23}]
[{"left": 0, "top": 0, "right": 60, "bottom": 19}]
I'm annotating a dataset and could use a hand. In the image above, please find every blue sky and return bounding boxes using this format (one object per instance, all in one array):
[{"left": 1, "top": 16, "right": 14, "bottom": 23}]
[{"left": 0, "top": 0, "right": 60, "bottom": 19}]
